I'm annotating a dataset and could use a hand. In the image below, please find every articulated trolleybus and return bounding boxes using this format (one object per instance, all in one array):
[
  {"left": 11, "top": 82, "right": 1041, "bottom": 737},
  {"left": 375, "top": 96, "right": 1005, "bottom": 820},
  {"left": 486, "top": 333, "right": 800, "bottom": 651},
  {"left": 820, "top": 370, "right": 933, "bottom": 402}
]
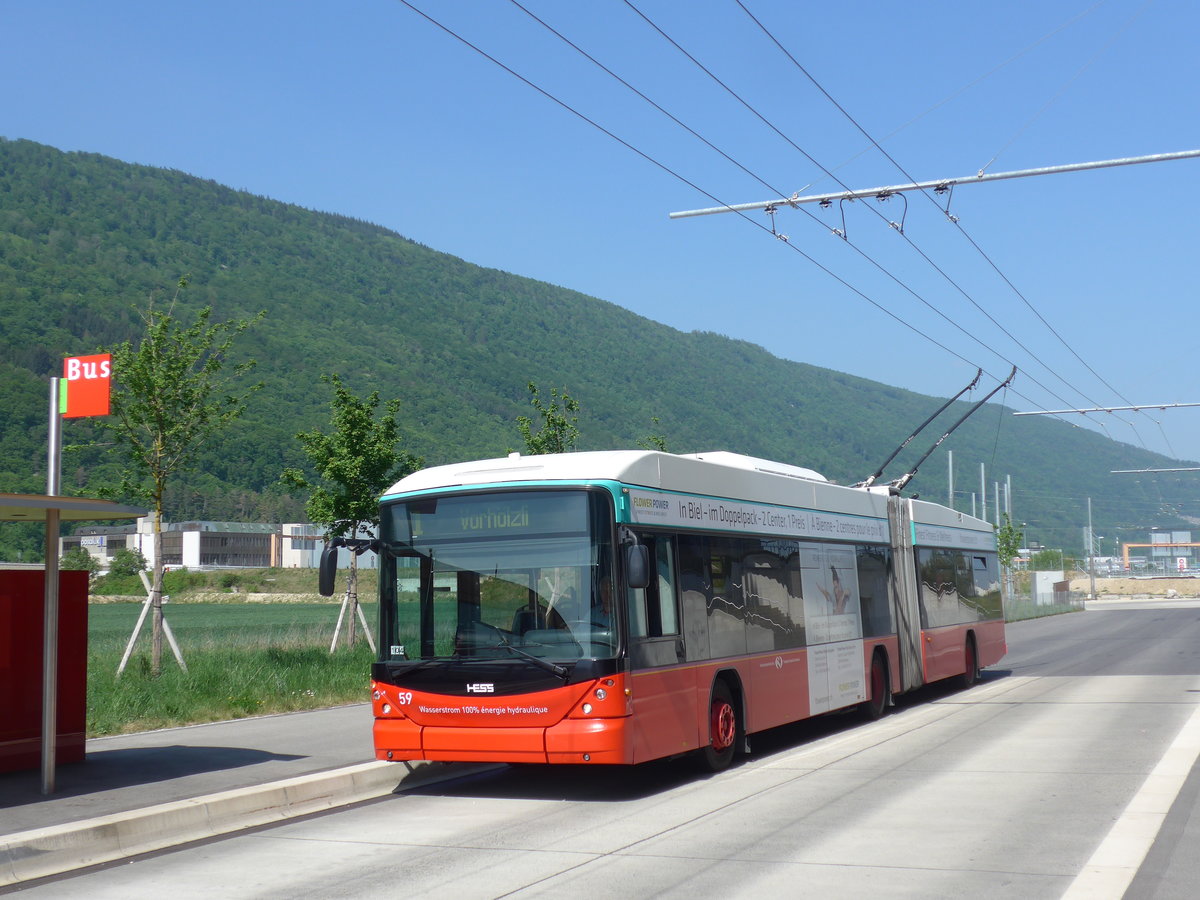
[{"left": 322, "top": 450, "right": 1005, "bottom": 771}]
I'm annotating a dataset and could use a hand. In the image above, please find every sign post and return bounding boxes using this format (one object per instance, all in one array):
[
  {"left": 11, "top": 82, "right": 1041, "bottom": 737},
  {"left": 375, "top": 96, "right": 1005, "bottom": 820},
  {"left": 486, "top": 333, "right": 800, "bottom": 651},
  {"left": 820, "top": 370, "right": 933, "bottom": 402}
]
[
  {"left": 42, "top": 354, "right": 112, "bottom": 794},
  {"left": 42, "top": 377, "right": 62, "bottom": 795}
]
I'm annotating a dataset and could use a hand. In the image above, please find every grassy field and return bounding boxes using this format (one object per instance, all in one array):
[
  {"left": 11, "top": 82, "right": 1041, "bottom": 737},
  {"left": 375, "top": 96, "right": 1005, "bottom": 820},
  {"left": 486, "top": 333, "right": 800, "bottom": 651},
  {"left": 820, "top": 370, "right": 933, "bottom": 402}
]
[
  {"left": 87, "top": 600, "right": 378, "bottom": 736},
  {"left": 90, "top": 566, "right": 379, "bottom": 599}
]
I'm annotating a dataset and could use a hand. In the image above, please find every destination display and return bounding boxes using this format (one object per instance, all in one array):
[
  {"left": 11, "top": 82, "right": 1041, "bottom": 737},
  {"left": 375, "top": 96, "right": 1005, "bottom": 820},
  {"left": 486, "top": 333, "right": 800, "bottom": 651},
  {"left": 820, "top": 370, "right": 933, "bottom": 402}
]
[
  {"left": 628, "top": 488, "right": 889, "bottom": 543},
  {"left": 912, "top": 522, "right": 995, "bottom": 551},
  {"left": 394, "top": 490, "right": 589, "bottom": 544}
]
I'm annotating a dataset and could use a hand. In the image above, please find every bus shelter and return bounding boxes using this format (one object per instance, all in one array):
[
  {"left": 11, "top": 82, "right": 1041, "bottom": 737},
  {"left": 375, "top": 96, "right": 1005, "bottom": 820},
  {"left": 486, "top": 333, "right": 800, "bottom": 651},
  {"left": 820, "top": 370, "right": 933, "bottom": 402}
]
[{"left": 1, "top": 493, "right": 147, "bottom": 793}]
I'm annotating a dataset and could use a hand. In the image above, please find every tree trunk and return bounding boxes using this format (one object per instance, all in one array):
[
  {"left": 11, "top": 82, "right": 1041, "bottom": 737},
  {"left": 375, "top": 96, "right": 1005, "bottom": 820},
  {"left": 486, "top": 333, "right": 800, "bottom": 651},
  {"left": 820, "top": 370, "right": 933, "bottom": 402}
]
[{"left": 151, "top": 508, "right": 164, "bottom": 677}]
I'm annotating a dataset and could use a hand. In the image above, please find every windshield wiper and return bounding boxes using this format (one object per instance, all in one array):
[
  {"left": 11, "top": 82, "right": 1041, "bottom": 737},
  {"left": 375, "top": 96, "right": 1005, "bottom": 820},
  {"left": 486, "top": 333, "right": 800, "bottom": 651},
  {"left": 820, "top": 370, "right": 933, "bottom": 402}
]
[
  {"left": 475, "top": 637, "right": 569, "bottom": 679},
  {"left": 388, "top": 658, "right": 439, "bottom": 675}
]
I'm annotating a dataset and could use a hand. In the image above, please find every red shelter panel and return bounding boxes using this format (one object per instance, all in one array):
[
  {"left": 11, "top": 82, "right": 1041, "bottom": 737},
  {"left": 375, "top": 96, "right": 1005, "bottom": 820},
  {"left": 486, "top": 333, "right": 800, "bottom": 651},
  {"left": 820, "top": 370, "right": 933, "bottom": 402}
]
[{"left": 0, "top": 570, "right": 89, "bottom": 772}]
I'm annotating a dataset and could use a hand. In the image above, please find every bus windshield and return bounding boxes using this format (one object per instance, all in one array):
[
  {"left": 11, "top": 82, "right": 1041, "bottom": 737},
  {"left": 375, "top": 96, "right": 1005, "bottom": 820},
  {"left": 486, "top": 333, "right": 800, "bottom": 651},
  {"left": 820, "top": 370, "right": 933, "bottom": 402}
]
[{"left": 382, "top": 489, "right": 617, "bottom": 663}]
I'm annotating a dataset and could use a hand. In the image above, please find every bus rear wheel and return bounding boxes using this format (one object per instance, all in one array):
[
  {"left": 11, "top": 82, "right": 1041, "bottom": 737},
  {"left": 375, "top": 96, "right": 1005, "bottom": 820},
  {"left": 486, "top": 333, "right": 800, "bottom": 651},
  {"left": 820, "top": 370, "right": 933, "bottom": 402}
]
[
  {"left": 958, "top": 635, "right": 979, "bottom": 689},
  {"left": 861, "top": 652, "right": 890, "bottom": 720},
  {"left": 701, "top": 680, "right": 738, "bottom": 772}
]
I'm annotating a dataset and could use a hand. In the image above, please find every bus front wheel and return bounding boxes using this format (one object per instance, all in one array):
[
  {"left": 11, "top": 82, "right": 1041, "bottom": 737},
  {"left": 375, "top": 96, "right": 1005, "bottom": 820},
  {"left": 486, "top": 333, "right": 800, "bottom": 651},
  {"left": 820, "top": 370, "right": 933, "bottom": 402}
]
[{"left": 701, "top": 680, "right": 738, "bottom": 772}]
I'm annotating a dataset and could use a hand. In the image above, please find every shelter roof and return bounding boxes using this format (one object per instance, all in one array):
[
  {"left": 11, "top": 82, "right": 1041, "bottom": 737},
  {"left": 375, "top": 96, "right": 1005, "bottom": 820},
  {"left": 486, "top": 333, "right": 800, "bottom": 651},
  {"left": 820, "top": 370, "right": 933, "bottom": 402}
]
[{"left": 0, "top": 493, "right": 147, "bottom": 522}]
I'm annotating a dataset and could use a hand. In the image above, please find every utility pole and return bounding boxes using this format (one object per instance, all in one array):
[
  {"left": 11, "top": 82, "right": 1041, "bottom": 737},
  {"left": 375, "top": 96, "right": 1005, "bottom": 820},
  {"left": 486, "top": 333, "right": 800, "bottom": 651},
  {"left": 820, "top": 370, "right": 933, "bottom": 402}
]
[
  {"left": 948, "top": 450, "right": 954, "bottom": 511},
  {"left": 1088, "top": 497, "right": 1096, "bottom": 601},
  {"left": 43, "top": 377, "right": 61, "bottom": 796}
]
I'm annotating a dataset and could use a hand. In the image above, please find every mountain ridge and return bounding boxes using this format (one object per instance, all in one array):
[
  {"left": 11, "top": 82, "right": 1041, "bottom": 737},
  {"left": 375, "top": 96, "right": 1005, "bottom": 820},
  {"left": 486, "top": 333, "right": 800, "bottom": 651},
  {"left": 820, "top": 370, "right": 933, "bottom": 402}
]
[{"left": 1, "top": 137, "right": 1192, "bottom": 559}]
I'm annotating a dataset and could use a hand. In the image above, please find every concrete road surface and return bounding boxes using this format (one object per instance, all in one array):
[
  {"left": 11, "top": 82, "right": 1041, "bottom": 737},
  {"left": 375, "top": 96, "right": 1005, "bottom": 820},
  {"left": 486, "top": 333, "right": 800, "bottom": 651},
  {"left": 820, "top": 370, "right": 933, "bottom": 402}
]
[{"left": 6, "top": 600, "right": 1200, "bottom": 898}]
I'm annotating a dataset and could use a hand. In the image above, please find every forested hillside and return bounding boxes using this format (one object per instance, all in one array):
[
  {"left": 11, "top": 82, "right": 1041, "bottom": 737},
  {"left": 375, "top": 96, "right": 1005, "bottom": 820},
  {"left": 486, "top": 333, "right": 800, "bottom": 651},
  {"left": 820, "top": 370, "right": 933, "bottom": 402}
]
[{"left": 1, "top": 138, "right": 1194, "bottom": 560}]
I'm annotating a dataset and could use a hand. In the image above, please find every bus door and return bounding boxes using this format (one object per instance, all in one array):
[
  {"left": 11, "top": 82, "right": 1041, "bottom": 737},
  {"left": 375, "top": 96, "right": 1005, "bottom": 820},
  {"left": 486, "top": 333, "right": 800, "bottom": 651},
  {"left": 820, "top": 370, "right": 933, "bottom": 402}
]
[
  {"left": 626, "top": 534, "right": 696, "bottom": 762},
  {"left": 887, "top": 493, "right": 924, "bottom": 692}
]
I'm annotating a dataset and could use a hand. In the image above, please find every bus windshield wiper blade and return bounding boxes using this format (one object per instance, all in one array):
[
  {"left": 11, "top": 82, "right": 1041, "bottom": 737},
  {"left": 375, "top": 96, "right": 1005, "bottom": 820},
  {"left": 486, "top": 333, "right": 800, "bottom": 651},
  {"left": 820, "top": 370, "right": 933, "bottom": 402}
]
[
  {"left": 475, "top": 641, "right": 569, "bottom": 679},
  {"left": 392, "top": 658, "right": 439, "bottom": 674}
]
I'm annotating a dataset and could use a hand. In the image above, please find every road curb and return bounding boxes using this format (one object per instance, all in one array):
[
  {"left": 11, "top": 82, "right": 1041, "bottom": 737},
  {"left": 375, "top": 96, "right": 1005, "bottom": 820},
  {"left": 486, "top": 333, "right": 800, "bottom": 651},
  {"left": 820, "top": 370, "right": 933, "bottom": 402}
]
[{"left": 0, "top": 759, "right": 496, "bottom": 886}]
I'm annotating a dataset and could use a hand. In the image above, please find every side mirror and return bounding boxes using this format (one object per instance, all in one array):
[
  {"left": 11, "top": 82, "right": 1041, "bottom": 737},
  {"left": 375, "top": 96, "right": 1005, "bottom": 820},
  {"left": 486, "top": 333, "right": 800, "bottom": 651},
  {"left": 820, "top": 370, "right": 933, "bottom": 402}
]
[
  {"left": 318, "top": 543, "right": 339, "bottom": 596},
  {"left": 626, "top": 543, "right": 650, "bottom": 590}
]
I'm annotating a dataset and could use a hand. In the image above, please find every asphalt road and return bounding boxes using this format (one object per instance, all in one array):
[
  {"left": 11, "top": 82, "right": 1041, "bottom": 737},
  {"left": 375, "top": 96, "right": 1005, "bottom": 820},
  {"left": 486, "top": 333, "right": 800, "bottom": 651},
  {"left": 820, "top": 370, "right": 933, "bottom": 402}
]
[{"left": 10, "top": 599, "right": 1200, "bottom": 899}]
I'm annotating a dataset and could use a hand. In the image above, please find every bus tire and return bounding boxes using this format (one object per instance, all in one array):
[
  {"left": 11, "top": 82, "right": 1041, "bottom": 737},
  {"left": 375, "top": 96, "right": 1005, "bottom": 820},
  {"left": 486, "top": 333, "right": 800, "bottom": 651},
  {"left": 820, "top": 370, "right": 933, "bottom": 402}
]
[
  {"left": 861, "top": 651, "right": 890, "bottom": 720},
  {"left": 958, "top": 634, "right": 979, "bottom": 689},
  {"left": 700, "top": 680, "right": 739, "bottom": 772}
]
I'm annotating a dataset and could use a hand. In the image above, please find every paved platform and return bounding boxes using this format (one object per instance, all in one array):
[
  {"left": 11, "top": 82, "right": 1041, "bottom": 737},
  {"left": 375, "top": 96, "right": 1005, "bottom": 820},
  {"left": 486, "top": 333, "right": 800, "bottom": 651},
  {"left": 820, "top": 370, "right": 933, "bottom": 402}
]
[{"left": 0, "top": 705, "right": 483, "bottom": 886}]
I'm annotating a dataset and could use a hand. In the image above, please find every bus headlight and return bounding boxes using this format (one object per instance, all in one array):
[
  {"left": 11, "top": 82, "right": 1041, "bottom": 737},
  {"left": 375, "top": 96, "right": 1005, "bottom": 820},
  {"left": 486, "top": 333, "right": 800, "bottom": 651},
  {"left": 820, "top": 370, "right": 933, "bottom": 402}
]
[{"left": 582, "top": 703, "right": 593, "bottom": 715}]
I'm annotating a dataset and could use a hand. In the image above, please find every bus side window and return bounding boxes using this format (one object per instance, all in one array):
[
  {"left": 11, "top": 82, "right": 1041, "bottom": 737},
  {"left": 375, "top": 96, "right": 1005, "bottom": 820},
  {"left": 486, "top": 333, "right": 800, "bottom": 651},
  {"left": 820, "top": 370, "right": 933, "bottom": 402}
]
[
  {"left": 677, "top": 535, "right": 710, "bottom": 660},
  {"left": 628, "top": 535, "right": 679, "bottom": 639},
  {"left": 628, "top": 571, "right": 649, "bottom": 639},
  {"left": 656, "top": 538, "right": 678, "bottom": 635},
  {"left": 857, "top": 546, "right": 893, "bottom": 637}
]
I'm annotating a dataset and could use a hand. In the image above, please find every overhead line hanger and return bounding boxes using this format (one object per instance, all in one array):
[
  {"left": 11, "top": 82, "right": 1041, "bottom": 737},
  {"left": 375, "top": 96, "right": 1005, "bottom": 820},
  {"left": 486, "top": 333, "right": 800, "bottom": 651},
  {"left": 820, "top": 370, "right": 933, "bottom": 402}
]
[{"left": 668, "top": 150, "right": 1200, "bottom": 219}]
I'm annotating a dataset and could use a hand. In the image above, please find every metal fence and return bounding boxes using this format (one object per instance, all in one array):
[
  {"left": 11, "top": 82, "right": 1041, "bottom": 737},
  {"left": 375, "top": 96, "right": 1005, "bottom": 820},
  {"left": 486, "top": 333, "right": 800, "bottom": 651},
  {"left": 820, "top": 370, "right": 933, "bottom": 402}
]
[
  {"left": 1003, "top": 567, "right": 1085, "bottom": 621},
  {"left": 1004, "top": 592, "right": 1085, "bottom": 622}
]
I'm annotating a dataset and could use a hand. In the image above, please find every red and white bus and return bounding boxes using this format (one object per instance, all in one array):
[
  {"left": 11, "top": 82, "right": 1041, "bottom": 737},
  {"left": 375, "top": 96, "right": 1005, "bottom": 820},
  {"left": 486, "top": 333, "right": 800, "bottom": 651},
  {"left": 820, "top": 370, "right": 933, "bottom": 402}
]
[{"left": 324, "top": 450, "right": 1005, "bottom": 771}]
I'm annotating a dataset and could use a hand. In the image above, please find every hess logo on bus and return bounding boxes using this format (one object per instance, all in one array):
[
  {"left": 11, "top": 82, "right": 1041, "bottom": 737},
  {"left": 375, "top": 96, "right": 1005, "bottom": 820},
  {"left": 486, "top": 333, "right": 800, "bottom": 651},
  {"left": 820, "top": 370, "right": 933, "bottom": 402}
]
[{"left": 466, "top": 683, "right": 494, "bottom": 693}]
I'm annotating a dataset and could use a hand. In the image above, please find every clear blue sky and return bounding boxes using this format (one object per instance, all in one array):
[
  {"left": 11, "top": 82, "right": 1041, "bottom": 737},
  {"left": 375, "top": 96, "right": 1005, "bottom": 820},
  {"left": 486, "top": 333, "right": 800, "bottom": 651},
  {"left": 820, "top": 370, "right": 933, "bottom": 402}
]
[{"left": 5, "top": 0, "right": 1199, "bottom": 463}]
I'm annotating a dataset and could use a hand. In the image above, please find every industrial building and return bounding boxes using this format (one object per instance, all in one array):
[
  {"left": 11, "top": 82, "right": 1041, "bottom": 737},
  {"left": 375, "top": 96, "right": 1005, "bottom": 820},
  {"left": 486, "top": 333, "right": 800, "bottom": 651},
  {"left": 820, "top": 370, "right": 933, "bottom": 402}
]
[{"left": 60, "top": 519, "right": 377, "bottom": 571}]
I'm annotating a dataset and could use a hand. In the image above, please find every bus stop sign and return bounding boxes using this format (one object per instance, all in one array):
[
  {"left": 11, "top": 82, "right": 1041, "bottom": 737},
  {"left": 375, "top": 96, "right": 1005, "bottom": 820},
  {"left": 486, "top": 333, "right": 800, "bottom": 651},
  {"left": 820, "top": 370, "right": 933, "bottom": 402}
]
[{"left": 60, "top": 354, "right": 111, "bottom": 418}]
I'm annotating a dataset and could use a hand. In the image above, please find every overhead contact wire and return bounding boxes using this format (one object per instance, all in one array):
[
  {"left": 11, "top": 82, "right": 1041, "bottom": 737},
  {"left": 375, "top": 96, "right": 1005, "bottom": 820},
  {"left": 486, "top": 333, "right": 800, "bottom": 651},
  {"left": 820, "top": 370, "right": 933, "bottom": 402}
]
[
  {"left": 396, "top": 0, "right": 1076, "bottom": 422},
  {"left": 800, "top": 0, "right": 1114, "bottom": 182},
  {"left": 503, "top": 2, "right": 1060, "bottom": 403},
  {"left": 622, "top": 0, "right": 1107, "bottom": 418},
  {"left": 507, "top": 0, "right": 1094, "bottom": 420},
  {"left": 390, "top": 2, "right": 980, "bottom": 371},
  {"left": 733, "top": 0, "right": 1159, "bottom": 449}
]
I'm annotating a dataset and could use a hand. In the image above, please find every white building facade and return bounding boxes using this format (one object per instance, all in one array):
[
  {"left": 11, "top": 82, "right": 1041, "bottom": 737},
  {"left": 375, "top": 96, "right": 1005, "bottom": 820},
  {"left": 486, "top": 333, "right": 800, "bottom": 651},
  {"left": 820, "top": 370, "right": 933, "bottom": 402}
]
[{"left": 61, "top": 520, "right": 378, "bottom": 571}]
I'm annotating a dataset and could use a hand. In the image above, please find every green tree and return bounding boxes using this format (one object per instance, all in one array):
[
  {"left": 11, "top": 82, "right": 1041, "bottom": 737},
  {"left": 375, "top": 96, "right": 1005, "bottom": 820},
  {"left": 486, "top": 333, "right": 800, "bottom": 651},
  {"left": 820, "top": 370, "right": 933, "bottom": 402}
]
[
  {"left": 109, "top": 547, "right": 148, "bottom": 577},
  {"left": 636, "top": 417, "right": 669, "bottom": 452},
  {"left": 996, "top": 514, "right": 1023, "bottom": 568},
  {"left": 517, "top": 382, "right": 579, "bottom": 455},
  {"left": 60, "top": 546, "right": 100, "bottom": 579},
  {"left": 282, "top": 374, "right": 422, "bottom": 649},
  {"left": 1030, "top": 548, "right": 1067, "bottom": 571},
  {"left": 102, "top": 282, "right": 264, "bottom": 675}
]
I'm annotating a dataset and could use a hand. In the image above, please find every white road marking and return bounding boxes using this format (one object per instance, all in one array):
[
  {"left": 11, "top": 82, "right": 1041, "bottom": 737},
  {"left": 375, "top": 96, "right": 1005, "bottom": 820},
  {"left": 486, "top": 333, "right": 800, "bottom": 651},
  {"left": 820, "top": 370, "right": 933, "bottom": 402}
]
[{"left": 1063, "top": 699, "right": 1200, "bottom": 899}]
